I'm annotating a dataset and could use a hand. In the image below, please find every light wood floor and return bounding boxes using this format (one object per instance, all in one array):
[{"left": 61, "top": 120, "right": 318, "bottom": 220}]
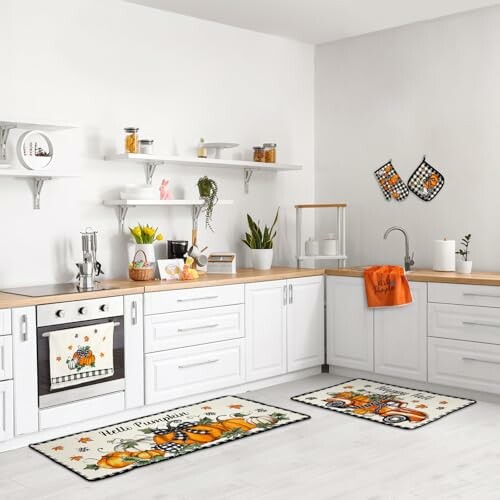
[{"left": 1, "top": 373, "right": 498, "bottom": 500}]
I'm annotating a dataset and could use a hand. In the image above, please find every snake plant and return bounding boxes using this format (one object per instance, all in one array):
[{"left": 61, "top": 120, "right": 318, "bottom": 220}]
[{"left": 242, "top": 209, "right": 279, "bottom": 249}]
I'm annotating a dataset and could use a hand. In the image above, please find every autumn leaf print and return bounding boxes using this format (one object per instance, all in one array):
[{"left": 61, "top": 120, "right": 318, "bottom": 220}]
[
  {"left": 78, "top": 437, "right": 92, "bottom": 443},
  {"left": 228, "top": 404, "right": 243, "bottom": 409},
  {"left": 52, "top": 445, "right": 64, "bottom": 451},
  {"left": 70, "top": 455, "right": 83, "bottom": 461}
]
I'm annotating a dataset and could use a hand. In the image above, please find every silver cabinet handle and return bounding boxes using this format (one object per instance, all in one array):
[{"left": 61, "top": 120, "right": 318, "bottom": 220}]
[
  {"left": 131, "top": 300, "right": 138, "bottom": 326},
  {"left": 283, "top": 285, "right": 287, "bottom": 306},
  {"left": 463, "top": 356, "right": 500, "bottom": 365},
  {"left": 177, "top": 295, "right": 218, "bottom": 302},
  {"left": 463, "top": 292, "right": 500, "bottom": 297},
  {"left": 20, "top": 314, "right": 28, "bottom": 342},
  {"left": 178, "top": 323, "right": 219, "bottom": 333},
  {"left": 289, "top": 284, "right": 293, "bottom": 304},
  {"left": 178, "top": 358, "right": 219, "bottom": 369},
  {"left": 463, "top": 321, "right": 500, "bottom": 328}
]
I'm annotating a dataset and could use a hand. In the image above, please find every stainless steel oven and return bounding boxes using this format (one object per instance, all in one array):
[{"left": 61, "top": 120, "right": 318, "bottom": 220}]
[{"left": 36, "top": 296, "right": 125, "bottom": 409}]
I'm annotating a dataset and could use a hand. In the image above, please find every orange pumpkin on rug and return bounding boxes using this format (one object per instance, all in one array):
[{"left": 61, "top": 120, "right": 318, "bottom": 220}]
[{"left": 97, "top": 449, "right": 165, "bottom": 469}]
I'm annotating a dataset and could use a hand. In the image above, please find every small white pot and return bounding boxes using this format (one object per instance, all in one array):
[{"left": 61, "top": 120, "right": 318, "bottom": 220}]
[
  {"left": 135, "top": 243, "right": 156, "bottom": 264},
  {"left": 251, "top": 249, "right": 273, "bottom": 270},
  {"left": 456, "top": 260, "right": 472, "bottom": 274}
]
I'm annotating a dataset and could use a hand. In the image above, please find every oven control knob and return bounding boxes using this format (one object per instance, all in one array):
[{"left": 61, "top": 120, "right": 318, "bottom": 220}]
[
  {"left": 100, "top": 304, "right": 109, "bottom": 312},
  {"left": 55, "top": 309, "right": 65, "bottom": 318},
  {"left": 78, "top": 307, "right": 88, "bottom": 315}
]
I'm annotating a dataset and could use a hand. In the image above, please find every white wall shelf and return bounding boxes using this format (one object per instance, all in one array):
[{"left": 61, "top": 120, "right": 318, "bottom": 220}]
[
  {"left": 104, "top": 153, "right": 302, "bottom": 193},
  {"left": 295, "top": 203, "right": 347, "bottom": 269},
  {"left": 0, "top": 169, "right": 79, "bottom": 209},
  {"left": 103, "top": 198, "right": 234, "bottom": 232}
]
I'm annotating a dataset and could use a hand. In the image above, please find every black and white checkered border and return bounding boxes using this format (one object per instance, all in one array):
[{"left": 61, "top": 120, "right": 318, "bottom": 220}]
[
  {"left": 51, "top": 368, "right": 114, "bottom": 385},
  {"left": 291, "top": 377, "right": 476, "bottom": 431},
  {"left": 407, "top": 161, "right": 445, "bottom": 201},
  {"left": 30, "top": 395, "right": 311, "bottom": 482}
]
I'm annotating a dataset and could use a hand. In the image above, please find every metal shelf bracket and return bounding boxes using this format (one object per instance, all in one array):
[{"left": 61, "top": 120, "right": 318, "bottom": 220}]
[
  {"left": 0, "top": 124, "right": 15, "bottom": 162},
  {"left": 145, "top": 162, "right": 163, "bottom": 184},
  {"left": 244, "top": 168, "right": 254, "bottom": 194},
  {"left": 118, "top": 205, "right": 131, "bottom": 231},
  {"left": 33, "top": 177, "right": 51, "bottom": 210}
]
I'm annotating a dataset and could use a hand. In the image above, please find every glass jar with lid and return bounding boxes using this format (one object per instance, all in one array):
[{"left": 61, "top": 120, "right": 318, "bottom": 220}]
[
  {"left": 253, "top": 146, "right": 265, "bottom": 162},
  {"left": 263, "top": 143, "right": 277, "bottom": 163},
  {"left": 124, "top": 127, "right": 139, "bottom": 153},
  {"left": 139, "top": 139, "right": 154, "bottom": 155}
]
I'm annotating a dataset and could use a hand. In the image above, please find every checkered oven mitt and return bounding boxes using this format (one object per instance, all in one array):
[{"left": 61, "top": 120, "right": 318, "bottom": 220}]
[
  {"left": 374, "top": 161, "right": 409, "bottom": 201},
  {"left": 407, "top": 159, "right": 445, "bottom": 201}
]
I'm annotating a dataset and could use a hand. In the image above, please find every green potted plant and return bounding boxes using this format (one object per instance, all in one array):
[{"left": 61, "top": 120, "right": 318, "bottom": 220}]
[
  {"left": 197, "top": 176, "right": 218, "bottom": 231},
  {"left": 456, "top": 233, "right": 472, "bottom": 274},
  {"left": 242, "top": 209, "right": 279, "bottom": 270}
]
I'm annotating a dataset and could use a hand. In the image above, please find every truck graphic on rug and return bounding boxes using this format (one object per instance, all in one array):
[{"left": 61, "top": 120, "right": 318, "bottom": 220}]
[{"left": 323, "top": 391, "right": 428, "bottom": 424}]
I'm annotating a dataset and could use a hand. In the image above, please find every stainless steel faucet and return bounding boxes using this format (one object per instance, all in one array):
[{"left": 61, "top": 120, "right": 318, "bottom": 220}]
[{"left": 383, "top": 226, "right": 415, "bottom": 271}]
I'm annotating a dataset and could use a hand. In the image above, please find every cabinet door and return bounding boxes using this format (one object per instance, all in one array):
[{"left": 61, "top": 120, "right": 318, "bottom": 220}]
[
  {"left": 245, "top": 280, "right": 287, "bottom": 382},
  {"left": 374, "top": 282, "right": 428, "bottom": 381},
  {"left": 0, "top": 380, "right": 13, "bottom": 442},
  {"left": 287, "top": 276, "right": 325, "bottom": 371},
  {"left": 12, "top": 307, "right": 38, "bottom": 436},
  {"left": 327, "top": 276, "right": 374, "bottom": 371},
  {"left": 0, "top": 336, "right": 13, "bottom": 381},
  {"left": 124, "top": 294, "right": 144, "bottom": 409}
]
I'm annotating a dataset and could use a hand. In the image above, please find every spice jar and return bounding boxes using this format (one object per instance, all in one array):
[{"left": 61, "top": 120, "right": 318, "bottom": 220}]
[
  {"left": 253, "top": 146, "right": 265, "bottom": 162},
  {"left": 124, "top": 127, "right": 139, "bottom": 153},
  {"left": 263, "top": 143, "right": 277, "bottom": 163},
  {"left": 139, "top": 139, "right": 154, "bottom": 155}
]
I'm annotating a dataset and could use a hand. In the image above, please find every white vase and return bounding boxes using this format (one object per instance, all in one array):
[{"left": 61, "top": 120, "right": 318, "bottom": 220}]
[
  {"left": 251, "top": 249, "right": 273, "bottom": 270},
  {"left": 135, "top": 243, "right": 155, "bottom": 264},
  {"left": 456, "top": 260, "right": 472, "bottom": 274}
]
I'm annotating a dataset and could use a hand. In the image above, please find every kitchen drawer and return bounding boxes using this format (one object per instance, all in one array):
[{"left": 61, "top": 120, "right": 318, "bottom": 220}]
[
  {"left": 0, "top": 336, "right": 12, "bottom": 381},
  {"left": 428, "top": 337, "right": 500, "bottom": 394},
  {"left": 428, "top": 283, "right": 500, "bottom": 308},
  {"left": 429, "top": 303, "right": 500, "bottom": 345},
  {"left": 144, "top": 285, "right": 244, "bottom": 315},
  {"left": 145, "top": 339, "right": 245, "bottom": 404},
  {"left": 145, "top": 305, "right": 244, "bottom": 353},
  {"left": 0, "top": 309, "right": 11, "bottom": 336},
  {"left": 39, "top": 392, "right": 125, "bottom": 430}
]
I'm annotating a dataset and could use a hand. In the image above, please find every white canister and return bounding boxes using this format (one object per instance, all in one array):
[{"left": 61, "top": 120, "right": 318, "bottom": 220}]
[
  {"left": 321, "top": 233, "right": 338, "bottom": 256},
  {"left": 305, "top": 237, "right": 319, "bottom": 256},
  {"left": 432, "top": 239, "right": 455, "bottom": 271}
]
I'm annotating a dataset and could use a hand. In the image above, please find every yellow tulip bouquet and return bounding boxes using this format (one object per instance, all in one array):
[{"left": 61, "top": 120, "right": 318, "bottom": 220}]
[{"left": 129, "top": 224, "right": 164, "bottom": 244}]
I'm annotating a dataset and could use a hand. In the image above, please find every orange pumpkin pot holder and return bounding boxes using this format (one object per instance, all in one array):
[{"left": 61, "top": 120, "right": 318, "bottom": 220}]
[
  {"left": 364, "top": 265, "right": 412, "bottom": 308},
  {"left": 374, "top": 161, "right": 409, "bottom": 202}
]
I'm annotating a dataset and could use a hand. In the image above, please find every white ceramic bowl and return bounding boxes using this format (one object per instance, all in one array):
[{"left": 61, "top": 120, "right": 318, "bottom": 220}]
[{"left": 120, "top": 184, "right": 156, "bottom": 200}]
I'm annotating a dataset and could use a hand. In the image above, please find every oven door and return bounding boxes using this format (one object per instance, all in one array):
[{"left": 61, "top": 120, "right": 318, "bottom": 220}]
[{"left": 37, "top": 316, "right": 125, "bottom": 409}]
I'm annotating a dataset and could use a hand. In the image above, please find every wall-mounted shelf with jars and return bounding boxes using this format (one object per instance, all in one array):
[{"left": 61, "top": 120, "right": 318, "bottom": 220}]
[{"left": 104, "top": 153, "right": 302, "bottom": 193}]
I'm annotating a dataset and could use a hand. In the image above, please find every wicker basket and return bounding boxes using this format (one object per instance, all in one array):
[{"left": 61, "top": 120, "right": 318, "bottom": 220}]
[{"left": 129, "top": 249, "right": 155, "bottom": 281}]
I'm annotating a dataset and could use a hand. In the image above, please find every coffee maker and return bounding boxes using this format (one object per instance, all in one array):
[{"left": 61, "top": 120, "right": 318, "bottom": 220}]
[{"left": 76, "top": 228, "right": 104, "bottom": 290}]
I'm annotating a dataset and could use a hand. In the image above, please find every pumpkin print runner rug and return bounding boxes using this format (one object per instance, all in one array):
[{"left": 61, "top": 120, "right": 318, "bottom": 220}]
[
  {"left": 292, "top": 379, "right": 475, "bottom": 430},
  {"left": 30, "top": 395, "right": 310, "bottom": 481}
]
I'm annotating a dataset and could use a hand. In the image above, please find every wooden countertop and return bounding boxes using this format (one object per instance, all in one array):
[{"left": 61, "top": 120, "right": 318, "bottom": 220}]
[
  {"left": 326, "top": 267, "right": 500, "bottom": 286},
  {"left": 0, "top": 268, "right": 324, "bottom": 309}
]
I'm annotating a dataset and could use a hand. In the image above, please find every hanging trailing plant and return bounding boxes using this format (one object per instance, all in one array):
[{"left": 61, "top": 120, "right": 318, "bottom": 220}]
[{"left": 197, "top": 176, "right": 218, "bottom": 231}]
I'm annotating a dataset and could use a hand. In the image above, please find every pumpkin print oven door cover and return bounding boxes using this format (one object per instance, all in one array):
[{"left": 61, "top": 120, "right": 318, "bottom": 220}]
[
  {"left": 374, "top": 161, "right": 409, "bottom": 202},
  {"left": 407, "top": 159, "right": 445, "bottom": 201}
]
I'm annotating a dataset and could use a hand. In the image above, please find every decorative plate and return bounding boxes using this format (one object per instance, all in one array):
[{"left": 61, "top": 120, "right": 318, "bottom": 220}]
[
  {"left": 374, "top": 161, "right": 409, "bottom": 201},
  {"left": 17, "top": 130, "right": 53, "bottom": 170},
  {"left": 407, "top": 159, "right": 445, "bottom": 201}
]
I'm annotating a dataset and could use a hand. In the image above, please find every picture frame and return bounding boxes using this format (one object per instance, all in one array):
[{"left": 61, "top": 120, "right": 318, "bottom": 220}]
[
  {"left": 16, "top": 129, "right": 54, "bottom": 170},
  {"left": 157, "top": 258, "right": 184, "bottom": 280}
]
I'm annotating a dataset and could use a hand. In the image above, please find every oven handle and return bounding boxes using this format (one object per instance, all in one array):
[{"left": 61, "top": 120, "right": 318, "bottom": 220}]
[{"left": 41, "top": 321, "right": 121, "bottom": 337}]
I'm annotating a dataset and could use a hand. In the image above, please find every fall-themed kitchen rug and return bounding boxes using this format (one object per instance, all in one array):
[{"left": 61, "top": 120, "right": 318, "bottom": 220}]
[
  {"left": 292, "top": 379, "right": 475, "bottom": 430},
  {"left": 30, "top": 395, "right": 310, "bottom": 481}
]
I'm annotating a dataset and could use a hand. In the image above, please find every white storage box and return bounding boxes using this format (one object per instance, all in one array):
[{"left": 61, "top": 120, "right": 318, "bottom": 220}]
[{"left": 207, "top": 253, "right": 236, "bottom": 274}]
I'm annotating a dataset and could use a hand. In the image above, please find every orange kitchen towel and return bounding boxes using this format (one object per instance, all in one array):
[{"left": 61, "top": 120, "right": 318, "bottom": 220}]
[{"left": 364, "top": 265, "right": 412, "bottom": 308}]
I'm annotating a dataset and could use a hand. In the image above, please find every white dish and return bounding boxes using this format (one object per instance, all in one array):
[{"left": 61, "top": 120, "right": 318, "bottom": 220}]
[
  {"left": 203, "top": 142, "right": 239, "bottom": 159},
  {"left": 120, "top": 184, "right": 157, "bottom": 200}
]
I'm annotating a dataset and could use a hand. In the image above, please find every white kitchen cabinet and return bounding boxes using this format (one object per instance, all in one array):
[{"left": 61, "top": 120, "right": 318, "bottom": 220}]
[
  {"left": 12, "top": 307, "right": 38, "bottom": 436},
  {"left": 327, "top": 276, "right": 374, "bottom": 371},
  {"left": 0, "top": 336, "right": 13, "bottom": 381},
  {"left": 245, "top": 280, "right": 287, "bottom": 381},
  {"left": 124, "top": 294, "right": 144, "bottom": 409},
  {"left": 0, "top": 380, "right": 13, "bottom": 442},
  {"left": 0, "top": 309, "right": 11, "bottom": 336},
  {"left": 374, "top": 282, "right": 428, "bottom": 381},
  {"left": 287, "top": 276, "right": 324, "bottom": 371}
]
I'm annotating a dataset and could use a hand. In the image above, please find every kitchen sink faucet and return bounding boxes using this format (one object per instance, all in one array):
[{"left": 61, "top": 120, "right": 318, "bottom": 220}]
[{"left": 383, "top": 226, "right": 415, "bottom": 272}]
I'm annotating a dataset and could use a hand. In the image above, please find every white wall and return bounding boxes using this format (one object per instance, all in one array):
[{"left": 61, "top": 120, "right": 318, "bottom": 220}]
[
  {"left": 0, "top": 0, "right": 314, "bottom": 288},
  {"left": 316, "top": 6, "right": 500, "bottom": 271}
]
